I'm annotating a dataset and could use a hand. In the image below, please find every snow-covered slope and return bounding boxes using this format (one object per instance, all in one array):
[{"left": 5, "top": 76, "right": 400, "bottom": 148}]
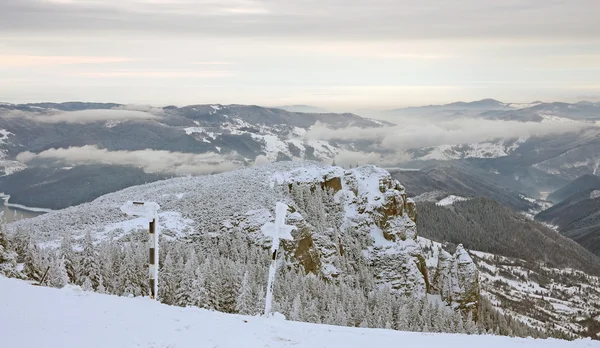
[
  {"left": 0, "top": 276, "right": 594, "bottom": 348},
  {"left": 418, "top": 236, "right": 600, "bottom": 339},
  {"left": 8, "top": 162, "right": 474, "bottom": 305},
  {"left": 412, "top": 138, "right": 526, "bottom": 161}
]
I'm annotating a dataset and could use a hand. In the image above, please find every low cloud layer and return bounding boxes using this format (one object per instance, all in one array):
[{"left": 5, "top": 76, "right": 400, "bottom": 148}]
[
  {"left": 16, "top": 146, "right": 241, "bottom": 175},
  {"left": 307, "top": 118, "right": 597, "bottom": 151},
  {"left": 4, "top": 109, "right": 160, "bottom": 124},
  {"left": 333, "top": 150, "right": 411, "bottom": 167}
]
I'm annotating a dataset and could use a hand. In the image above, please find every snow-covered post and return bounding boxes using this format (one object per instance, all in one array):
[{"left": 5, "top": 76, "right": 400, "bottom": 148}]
[
  {"left": 261, "top": 202, "right": 296, "bottom": 316},
  {"left": 120, "top": 201, "right": 160, "bottom": 300}
]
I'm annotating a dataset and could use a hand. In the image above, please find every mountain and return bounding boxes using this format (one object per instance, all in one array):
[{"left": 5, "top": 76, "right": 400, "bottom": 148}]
[
  {"left": 6, "top": 162, "right": 598, "bottom": 338},
  {"left": 384, "top": 99, "right": 511, "bottom": 119},
  {"left": 416, "top": 197, "right": 600, "bottom": 336},
  {"left": 390, "top": 163, "right": 540, "bottom": 212},
  {"left": 7, "top": 162, "right": 478, "bottom": 311},
  {"left": 417, "top": 198, "right": 600, "bottom": 275},
  {"left": 385, "top": 99, "right": 600, "bottom": 123},
  {"left": 0, "top": 165, "right": 168, "bottom": 210},
  {"left": 0, "top": 276, "right": 590, "bottom": 348},
  {"left": 2, "top": 99, "right": 599, "bottom": 213},
  {"left": 548, "top": 174, "right": 600, "bottom": 203},
  {"left": 275, "top": 105, "right": 329, "bottom": 113},
  {"left": 536, "top": 189, "right": 600, "bottom": 256},
  {"left": 0, "top": 103, "right": 382, "bottom": 209}
]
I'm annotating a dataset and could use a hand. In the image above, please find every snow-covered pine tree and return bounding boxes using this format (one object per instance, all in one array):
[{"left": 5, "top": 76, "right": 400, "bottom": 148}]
[
  {"left": 59, "top": 230, "right": 77, "bottom": 284},
  {"left": 158, "top": 249, "right": 178, "bottom": 305},
  {"left": 289, "top": 294, "right": 302, "bottom": 321},
  {"left": 119, "top": 245, "right": 142, "bottom": 297},
  {"left": 47, "top": 253, "right": 69, "bottom": 288},
  {"left": 78, "top": 232, "right": 100, "bottom": 290},
  {"left": 175, "top": 251, "right": 200, "bottom": 307},
  {"left": 22, "top": 241, "right": 43, "bottom": 281},
  {"left": 0, "top": 220, "right": 20, "bottom": 278},
  {"left": 97, "top": 275, "right": 107, "bottom": 294},
  {"left": 235, "top": 271, "right": 254, "bottom": 315}
]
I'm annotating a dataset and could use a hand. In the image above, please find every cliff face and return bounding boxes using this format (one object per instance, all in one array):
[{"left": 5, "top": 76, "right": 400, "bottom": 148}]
[
  {"left": 271, "top": 165, "right": 478, "bottom": 305},
  {"left": 432, "top": 244, "right": 480, "bottom": 318}
]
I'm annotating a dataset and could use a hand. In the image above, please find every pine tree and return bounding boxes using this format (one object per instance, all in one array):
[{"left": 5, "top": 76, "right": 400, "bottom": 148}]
[
  {"left": 97, "top": 275, "right": 106, "bottom": 294},
  {"left": 235, "top": 271, "right": 254, "bottom": 315},
  {"left": 78, "top": 232, "right": 100, "bottom": 290},
  {"left": 22, "top": 242, "right": 43, "bottom": 281},
  {"left": 0, "top": 223, "right": 20, "bottom": 278},
  {"left": 175, "top": 254, "right": 200, "bottom": 307},
  {"left": 47, "top": 255, "right": 69, "bottom": 288},
  {"left": 82, "top": 277, "right": 94, "bottom": 291},
  {"left": 464, "top": 311, "right": 477, "bottom": 334},
  {"left": 289, "top": 294, "right": 302, "bottom": 321},
  {"left": 119, "top": 245, "right": 141, "bottom": 297},
  {"left": 59, "top": 231, "right": 77, "bottom": 284}
]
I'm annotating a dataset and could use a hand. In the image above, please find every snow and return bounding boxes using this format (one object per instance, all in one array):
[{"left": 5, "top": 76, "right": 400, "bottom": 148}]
[
  {"left": 1, "top": 276, "right": 595, "bottom": 348},
  {"left": 5, "top": 203, "right": 53, "bottom": 213},
  {"left": 540, "top": 114, "right": 579, "bottom": 123},
  {"left": 436, "top": 195, "right": 469, "bottom": 206},
  {"left": 101, "top": 211, "right": 193, "bottom": 241},
  {"left": 417, "top": 139, "right": 525, "bottom": 161},
  {"left": 0, "top": 128, "right": 13, "bottom": 144},
  {"left": 590, "top": 190, "right": 600, "bottom": 200},
  {"left": 519, "top": 194, "right": 538, "bottom": 204}
]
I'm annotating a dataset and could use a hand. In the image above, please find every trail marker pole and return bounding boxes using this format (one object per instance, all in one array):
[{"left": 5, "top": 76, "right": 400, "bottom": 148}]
[
  {"left": 261, "top": 202, "right": 296, "bottom": 316},
  {"left": 120, "top": 201, "right": 160, "bottom": 300}
]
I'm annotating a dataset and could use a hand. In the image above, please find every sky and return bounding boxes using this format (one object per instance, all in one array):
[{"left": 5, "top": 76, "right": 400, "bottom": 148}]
[{"left": 1, "top": 0, "right": 600, "bottom": 111}]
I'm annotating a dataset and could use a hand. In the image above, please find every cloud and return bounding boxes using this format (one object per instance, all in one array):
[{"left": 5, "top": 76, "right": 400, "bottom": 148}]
[
  {"left": 2, "top": 0, "right": 598, "bottom": 41},
  {"left": 0, "top": 55, "right": 133, "bottom": 67},
  {"left": 4, "top": 109, "right": 160, "bottom": 124},
  {"left": 72, "top": 70, "right": 236, "bottom": 78},
  {"left": 253, "top": 155, "right": 270, "bottom": 166},
  {"left": 306, "top": 118, "right": 597, "bottom": 151},
  {"left": 16, "top": 146, "right": 242, "bottom": 175},
  {"left": 333, "top": 150, "right": 411, "bottom": 167}
]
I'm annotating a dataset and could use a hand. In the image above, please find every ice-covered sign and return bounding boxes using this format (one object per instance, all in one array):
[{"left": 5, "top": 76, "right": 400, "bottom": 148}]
[
  {"left": 120, "top": 201, "right": 160, "bottom": 222},
  {"left": 120, "top": 200, "right": 161, "bottom": 300},
  {"left": 261, "top": 202, "right": 296, "bottom": 253}
]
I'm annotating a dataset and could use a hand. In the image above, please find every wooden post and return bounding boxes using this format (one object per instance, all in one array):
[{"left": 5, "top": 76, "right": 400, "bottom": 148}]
[
  {"left": 149, "top": 218, "right": 157, "bottom": 299},
  {"left": 121, "top": 201, "right": 160, "bottom": 301},
  {"left": 38, "top": 266, "right": 50, "bottom": 286}
]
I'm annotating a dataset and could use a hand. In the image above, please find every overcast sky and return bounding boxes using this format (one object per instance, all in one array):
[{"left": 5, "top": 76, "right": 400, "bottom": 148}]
[{"left": 1, "top": 0, "right": 599, "bottom": 111}]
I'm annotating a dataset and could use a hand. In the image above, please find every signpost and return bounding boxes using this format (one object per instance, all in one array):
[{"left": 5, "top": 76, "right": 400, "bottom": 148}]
[
  {"left": 261, "top": 202, "right": 296, "bottom": 316},
  {"left": 120, "top": 201, "right": 160, "bottom": 300}
]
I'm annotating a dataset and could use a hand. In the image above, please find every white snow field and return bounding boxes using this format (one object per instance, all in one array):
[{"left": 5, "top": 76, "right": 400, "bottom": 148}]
[{"left": 1, "top": 277, "right": 597, "bottom": 348}]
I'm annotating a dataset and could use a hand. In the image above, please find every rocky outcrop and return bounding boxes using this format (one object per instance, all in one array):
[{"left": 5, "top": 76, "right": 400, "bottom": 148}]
[
  {"left": 274, "top": 165, "right": 434, "bottom": 296},
  {"left": 433, "top": 244, "right": 480, "bottom": 319}
]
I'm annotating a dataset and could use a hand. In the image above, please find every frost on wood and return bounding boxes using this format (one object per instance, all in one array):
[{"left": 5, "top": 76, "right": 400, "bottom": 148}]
[{"left": 261, "top": 202, "right": 296, "bottom": 316}]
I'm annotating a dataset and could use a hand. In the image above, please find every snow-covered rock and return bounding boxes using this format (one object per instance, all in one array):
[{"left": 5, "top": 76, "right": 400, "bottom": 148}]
[
  {"left": 7, "top": 162, "right": 476, "bottom": 305},
  {"left": 432, "top": 244, "right": 480, "bottom": 318}
]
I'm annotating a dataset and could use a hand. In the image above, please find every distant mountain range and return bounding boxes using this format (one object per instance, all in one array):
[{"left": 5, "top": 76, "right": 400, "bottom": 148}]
[
  {"left": 0, "top": 99, "right": 599, "bottom": 221},
  {"left": 383, "top": 99, "right": 600, "bottom": 122}
]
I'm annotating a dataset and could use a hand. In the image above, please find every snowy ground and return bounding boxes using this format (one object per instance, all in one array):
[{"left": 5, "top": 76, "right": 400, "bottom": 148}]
[{"left": 0, "top": 277, "right": 597, "bottom": 348}]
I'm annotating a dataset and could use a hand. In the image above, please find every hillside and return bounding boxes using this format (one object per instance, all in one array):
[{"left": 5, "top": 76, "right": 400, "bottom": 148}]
[
  {"left": 0, "top": 103, "right": 382, "bottom": 209},
  {"left": 0, "top": 164, "right": 168, "bottom": 210},
  {"left": 548, "top": 175, "right": 600, "bottom": 204},
  {"left": 390, "top": 164, "right": 539, "bottom": 212},
  {"left": 7, "top": 162, "right": 479, "bottom": 315},
  {"left": 1, "top": 277, "right": 593, "bottom": 348},
  {"left": 417, "top": 197, "right": 600, "bottom": 276},
  {"left": 536, "top": 190, "right": 600, "bottom": 256}
]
